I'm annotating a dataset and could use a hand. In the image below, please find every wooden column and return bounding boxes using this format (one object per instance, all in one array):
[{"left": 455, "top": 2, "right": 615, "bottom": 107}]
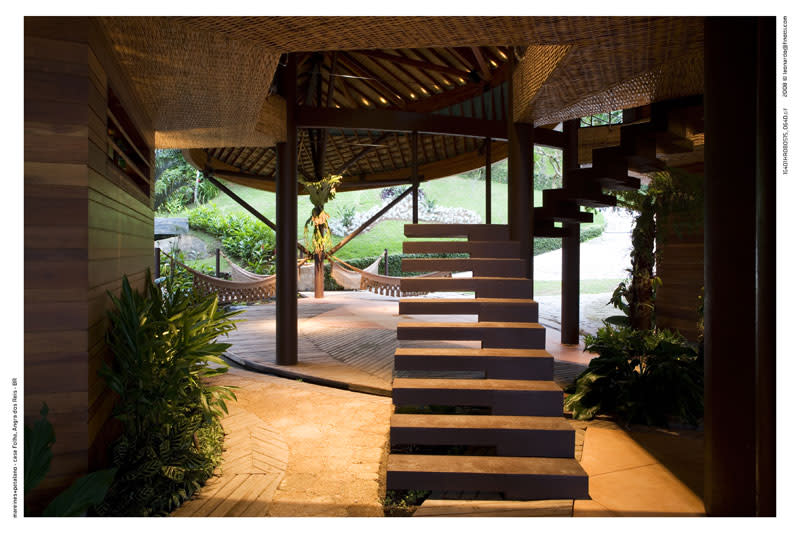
[
  {"left": 412, "top": 130, "right": 419, "bottom": 224},
  {"left": 508, "top": 123, "right": 534, "bottom": 281},
  {"left": 704, "top": 16, "right": 775, "bottom": 516},
  {"left": 485, "top": 137, "right": 492, "bottom": 224},
  {"left": 276, "top": 53, "right": 298, "bottom": 366},
  {"left": 505, "top": 66, "right": 534, "bottom": 283},
  {"left": 561, "top": 119, "right": 580, "bottom": 344}
]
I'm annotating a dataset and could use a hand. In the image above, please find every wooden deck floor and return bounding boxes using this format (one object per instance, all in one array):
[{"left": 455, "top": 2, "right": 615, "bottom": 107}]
[{"left": 224, "top": 292, "right": 588, "bottom": 395}]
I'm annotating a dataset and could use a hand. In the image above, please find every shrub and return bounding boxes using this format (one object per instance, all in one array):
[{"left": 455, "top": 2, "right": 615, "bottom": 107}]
[
  {"left": 96, "top": 273, "right": 240, "bottom": 516},
  {"left": 565, "top": 325, "right": 703, "bottom": 427},
  {"left": 154, "top": 150, "right": 219, "bottom": 213},
  {"left": 188, "top": 204, "right": 275, "bottom": 274}
]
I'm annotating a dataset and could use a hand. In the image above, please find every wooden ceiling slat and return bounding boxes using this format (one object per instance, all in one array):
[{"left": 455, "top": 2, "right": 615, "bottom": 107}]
[
  {"left": 355, "top": 53, "right": 418, "bottom": 103},
  {"left": 401, "top": 49, "right": 444, "bottom": 91},
  {"left": 339, "top": 53, "right": 406, "bottom": 107},
  {"left": 471, "top": 47, "right": 491, "bottom": 81},
  {"left": 353, "top": 49, "right": 468, "bottom": 76}
]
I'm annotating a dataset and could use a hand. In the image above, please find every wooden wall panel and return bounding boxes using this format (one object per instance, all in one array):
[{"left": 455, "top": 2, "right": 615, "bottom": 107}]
[
  {"left": 655, "top": 193, "right": 704, "bottom": 341},
  {"left": 24, "top": 17, "right": 154, "bottom": 511},
  {"left": 24, "top": 17, "right": 91, "bottom": 512},
  {"left": 86, "top": 17, "right": 154, "bottom": 470}
]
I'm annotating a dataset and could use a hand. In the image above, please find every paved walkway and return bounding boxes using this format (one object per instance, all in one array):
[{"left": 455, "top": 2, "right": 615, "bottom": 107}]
[{"left": 174, "top": 365, "right": 392, "bottom": 517}]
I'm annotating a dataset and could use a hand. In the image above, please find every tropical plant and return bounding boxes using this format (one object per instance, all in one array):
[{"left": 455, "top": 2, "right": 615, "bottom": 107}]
[
  {"left": 95, "top": 273, "right": 239, "bottom": 516},
  {"left": 565, "top": 325, "right": 703, "bottom": 426},
  {"left": 24, "top": 404, "right": 117, "bottom": 516},
  {"left": 154, "top": 150, "right": 219, "bottom": 213},
  {"left": 188, "top": 205, "right": 276, "bottom": 275},
  {"left": 299, "top": 174, "right": 342, "bottom": 256},
  {"left": 334, "top": 204, "right": 357, "bottom": 228}
]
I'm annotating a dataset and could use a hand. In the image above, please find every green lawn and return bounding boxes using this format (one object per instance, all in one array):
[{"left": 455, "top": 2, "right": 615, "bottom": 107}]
[
  {"left": 171, "top": 174, "right": 602, "bottom": 260},
  {"left": 534, "top": 278, "right": 624, "bottom": 296}
]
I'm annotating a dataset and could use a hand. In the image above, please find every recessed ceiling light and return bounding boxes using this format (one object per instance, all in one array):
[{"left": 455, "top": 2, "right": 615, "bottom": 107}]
[
  {"left": 379, "top": 96, "right": 388, "bottom": 104},
  {"left": 409, "top": 92, "right": 417, "bottom": 99},
  {"left": 442, "top": 78, "right": 452, "bottom": 86},
  {"left": 432, "top": 84, "right": 440, "bottom": 91},
  {"left": 458, "top": 77, "right": 466, "bottom": 84},
  {"left": 489, "top": 59, "right": 498, "bottom": 68},
  {"left": 361, "top": 97, "right": 370, "bottom": 106},
  {"left": 497, "top": 50, "right": 508, "bottom": 60},
  {"left": 420, "top": 87, "right": 429, "bottom": 95}
]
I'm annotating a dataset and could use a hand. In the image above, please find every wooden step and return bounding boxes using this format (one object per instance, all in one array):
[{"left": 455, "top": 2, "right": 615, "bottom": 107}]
[
  {"left": 534, "top": 204, "right": 593, "bottom": 224},
  {"left": 399, "top": 276, "right": 532, "bottom": 299},
  {"left": 404, "top": 224, "right": 510, "bottom": 241},
  {"left": 386, "top": 454, "right": 589, "bottom": 500},
  {"left": 394, "top": 347, "right": 552, "bottom": 379},
  {"left": 402, "top": 240, "right": 521, "bottom": 258},
  {"left": 402, "top": 258, "right": 526, "bottom": 277},
  {"left": 390, "top": 414, "right": 575, "bottom": 457},
  {"left": 392, "top": 378, "right": 562, "bottom": 416},
  {"left": 565, "top": 167, "right": 641, "bottom": 191},
  {"left": 542, "top": 187, "right": 616, "bottom": 209},
  {"left": 399, "top": 298, "right": 539, "bottom": 322},
  {"left": 397, "top": 321, "right": 545, "bottom": 349},
  {"left": 533, "top": 219, "right": 567, "bottom": 238}
]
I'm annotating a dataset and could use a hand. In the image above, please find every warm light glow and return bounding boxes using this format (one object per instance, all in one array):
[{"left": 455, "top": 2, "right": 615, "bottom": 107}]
[
  {"left": 442, "top": 78, "right": 452, "bottom": 86},
  {"left": 432, "top": 84, "right": 440, "bottom": 91},
  {"left": 379, "top": 96, "right": 388, "bottom": 104},
  {"left": 420, "top": 87, "right": 429, "bottom": 95},
  {"left": 361, "top": 97, "right": 370, "bottom": 106},
  {"left": 489, "top": 59, "right": 498, "bottom": 68},
  {"left": 409, "top": 92, "right": 417, "bottom": 99},
  {"left": 334, "top": 104, "right": 340, "bottom": 108},
  {"left": 497, "top": 50, "right": 508, "bottom": 60},
  {"left": 458, "top": 77, "right": 466, "bottom": 84}
]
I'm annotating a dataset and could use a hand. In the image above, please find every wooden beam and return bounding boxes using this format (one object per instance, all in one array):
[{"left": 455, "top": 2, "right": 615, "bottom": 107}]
[
  {"left": 339, "top": 53, "right": 406, "bottom": 107},
  {"left": 353, "top": 49, "right": 469, "bottom": 76},
  {"left": 412, "top": 130, "right": 419, "bottom": 224},
  {"left": 471, "top": 47, "right": 491, "bottom": 81},
  {"left": 485, "top": 137, "right": 492, "bottom": 224},
  {"left": 327, "top": 185, "right": 413, "bottom": 255},
  {"left": 295, "top": 106, "right": 507, "bottom": 140}
]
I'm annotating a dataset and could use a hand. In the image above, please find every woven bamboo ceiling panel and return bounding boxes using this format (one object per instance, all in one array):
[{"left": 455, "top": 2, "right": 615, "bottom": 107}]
[
  {"left": 99, "top": 16, "right": 704, "bottom": 156},
  {"left": 99, "top": 17, "right": 281, "bottom": 148},
  {"left": 521, "top": 17, "right": 704, "bottom": 125}
]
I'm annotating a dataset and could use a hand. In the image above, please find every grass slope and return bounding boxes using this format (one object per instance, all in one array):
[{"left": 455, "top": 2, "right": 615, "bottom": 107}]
[{"left": 172, "top": 175, "right": 603, "bottom": 261}]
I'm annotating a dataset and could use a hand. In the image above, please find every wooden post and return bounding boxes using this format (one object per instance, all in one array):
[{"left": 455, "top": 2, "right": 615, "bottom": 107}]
[
  {"left": 485, "top": 137, "right": 492, "bottom": 224},
  {"left": 215, "top": 248, "right": 221, "bottom": 278},
  {"left": 412, "top": 130, "right": 419, "bottom": 224},
  {"left": 704, "top": 16, "right": 775, "bottom": 516},
  {"left": 561, "top": 119, "right": 580, "bottom": 344},
  {"left": 276, "top": 52, "right": 298, "bottom": 366},
  {"left": 506, "top": 63, "right": 534, "bottom": 285},
  {"left": 154, "top": 247, "right": 160, "bottom": 279},
  {"left": 314, "top": 252, "right": 324, "bottom": 298},
  {"left": 384, "top": 248, "right": 389, "bottom": 275}
]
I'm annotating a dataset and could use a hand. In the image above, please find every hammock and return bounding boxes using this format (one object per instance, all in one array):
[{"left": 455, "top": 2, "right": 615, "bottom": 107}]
[
  {"left": 328, "top": 255, "right": 451, "bottom": 297},
  {"left": 162, "top": 251, "right": 305, "bottom": 304}
]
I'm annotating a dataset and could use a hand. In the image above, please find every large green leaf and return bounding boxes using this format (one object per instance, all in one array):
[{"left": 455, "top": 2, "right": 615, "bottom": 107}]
[
  {"left": 42, "top": 468, "right": 117, "bottom": 517},
  {"left": 24, "top": 403, "right": 55, "bottom": 495}
]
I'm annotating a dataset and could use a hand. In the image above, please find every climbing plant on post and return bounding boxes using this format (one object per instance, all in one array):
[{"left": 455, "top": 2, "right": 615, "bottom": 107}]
[{"left": 299, "top": 174, "right": 342, "bottom": 298}]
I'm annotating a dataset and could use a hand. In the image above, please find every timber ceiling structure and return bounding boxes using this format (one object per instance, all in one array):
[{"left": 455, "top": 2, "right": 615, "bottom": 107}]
[{"left": 98, "top": 16, "right": 705, "bottom": 193}]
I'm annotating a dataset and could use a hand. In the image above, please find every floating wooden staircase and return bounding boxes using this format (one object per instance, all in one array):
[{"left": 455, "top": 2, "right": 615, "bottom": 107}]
[
  {"left": 534, "top": 96, "right": 703, "bottom": 238},
  {"left": 386, "top": 223, "right": 589, "bottom": 501}
]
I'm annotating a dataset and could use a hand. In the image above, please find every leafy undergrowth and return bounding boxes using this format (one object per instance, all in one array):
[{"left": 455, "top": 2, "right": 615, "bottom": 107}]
[{"left": 383, "top": 490, "right": 431, "bottom": 517}]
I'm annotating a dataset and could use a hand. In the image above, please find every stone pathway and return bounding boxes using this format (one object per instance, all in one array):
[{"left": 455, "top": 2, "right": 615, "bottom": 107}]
[{"left": 173, "top": 365, "right": 392, "bottom": 517}]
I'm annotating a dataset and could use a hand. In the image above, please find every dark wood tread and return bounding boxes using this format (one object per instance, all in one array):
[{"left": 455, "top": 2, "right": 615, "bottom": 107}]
[
  {"left": 387, "top": 454, "right": 586, "bottom": 476},
  {"left": 390, "top": 413, "right": 572, "bottom": 431},
  {"left": 401, "top": 258, "right": 525, "bottom": 277},
  {"left": 399, "top": 277, "right": 533, "bottom": 299},
  {"left": 404, "top": 224, "right": 510, "bottom": 240},
  {"left": 402, "top": 240, "right": 520, "bottom": 258},
  {"left": 392, "top": 377, "right": 561, "bottom": 392},
  {"left": 398, "top": 321, "right": 545, "bottom": 330},
  {"left": 395, "top": 347, "right": 550, "bottom": 359}
]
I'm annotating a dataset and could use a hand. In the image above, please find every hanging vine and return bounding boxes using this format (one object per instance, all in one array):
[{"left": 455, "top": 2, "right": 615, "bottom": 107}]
[{"left": 299, "top": 174, "right": 342, "bottom": 256}]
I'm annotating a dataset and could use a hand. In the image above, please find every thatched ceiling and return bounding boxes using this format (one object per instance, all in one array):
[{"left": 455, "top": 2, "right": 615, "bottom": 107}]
[{"left": 99, "top": 16, "right": 704, "bottom": 191}]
